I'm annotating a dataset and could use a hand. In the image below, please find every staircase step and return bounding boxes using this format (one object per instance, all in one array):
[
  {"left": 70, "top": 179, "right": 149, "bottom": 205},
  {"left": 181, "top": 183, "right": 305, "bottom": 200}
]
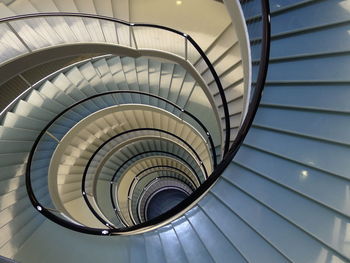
[
  {"left": 158, "top": 225, "right": 189, "bottom": 263},
  {"left": 185, "top": 206, "right": 247, "bottom": 262}
]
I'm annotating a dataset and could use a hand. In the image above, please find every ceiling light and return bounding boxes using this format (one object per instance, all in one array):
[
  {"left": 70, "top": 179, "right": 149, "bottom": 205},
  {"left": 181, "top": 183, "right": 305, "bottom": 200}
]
[
  {"left": 176, "top": 1, "right": 182, "bottom": 5},
  {"left": 301, "top": 170, "right": 308, "bottom": 177}
]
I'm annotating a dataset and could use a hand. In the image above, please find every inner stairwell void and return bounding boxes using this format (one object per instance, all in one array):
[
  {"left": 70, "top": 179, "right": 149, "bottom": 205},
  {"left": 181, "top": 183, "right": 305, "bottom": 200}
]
[{"left": 0, "top": 0, "right": 350, "bottom": 263}]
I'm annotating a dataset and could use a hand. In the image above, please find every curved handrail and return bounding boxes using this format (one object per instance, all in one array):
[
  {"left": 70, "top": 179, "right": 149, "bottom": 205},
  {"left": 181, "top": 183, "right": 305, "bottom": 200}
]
[
  {"left": 110, "top": 148, "right": 204, "bottom": 183},
  {"left": 104, "top": 128, "right": 208, "bottom": 226},
  {"left": 109, "top": 0, "right": 270, "bottom": 234},
  {"left": 130, "top": 168, "right": 196, "bottom": 224},
  {"left": 0, "top": 54, "right": 113, "bottom": 120},
  {"left": 85, "top": 150, "right": 201, "bottom": 228},
  {"left": 139, "top": 177, "right": 192, "bottom": 222},
  {"left": 23, "top": 0, "right": 270, "bottom": 235},
  {"left": 121, "top": 165, "right": 198, "bottom": 226},
  {"left": 0, "top": 12, "right": 230, "bottom": 154},
  {"left": 112, "top": 0, "right": 271, "bottom": 234},
  {"left": 26, "top": 91, "right": 213, "bottom": 233},
  {"left": 124, "top": 151, "right": 200, "bottom": 193}
]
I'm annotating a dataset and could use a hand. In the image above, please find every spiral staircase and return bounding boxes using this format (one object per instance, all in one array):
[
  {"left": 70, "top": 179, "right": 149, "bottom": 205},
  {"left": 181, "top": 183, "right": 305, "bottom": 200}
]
[{"left": 0, "top": 0, "right": 350, "bottom": 262}]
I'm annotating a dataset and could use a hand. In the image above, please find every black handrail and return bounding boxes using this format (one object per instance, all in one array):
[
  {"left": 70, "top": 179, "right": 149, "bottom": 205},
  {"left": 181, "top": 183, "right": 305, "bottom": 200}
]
[
  {"left": 23, "top": 0, "right": 270, "bottom": 235},
  {"left": 110, "top": 151, "right": 203, "bottom": 184},
  {"left": 111, "top": 0, "right": 271, "bottom": 234},
  {"left": 123, "top": 151, "right": 200, "bottom": 192},
  {"left": 108, "top": 0, "right": 270, "bottom": 234},
  {"left": 105, "top": 128, "right": 208, "bottom": 225},
  {"left": 115, "top": 165, "right": 197, "bottom": 227},
  {"left": 26, "top": 90, "right": 213, "bottom": 234},
  {"left": 85, "top": 150, "right": 200, "bottom": 227},
  {"left": 129, "top": 168, "right": 196, "bottom": 224},
  {"left": 130, "top": 167, "right": 197, "bottom": 194},
  {"left": 139, "top": 176, "right": 193, "bottom": 222},
  {"left": 81, "top": 126, "right": 209, "bottom": 228},
  {"left": 1, "top": 12, "right": 229, "bottom": 156}
]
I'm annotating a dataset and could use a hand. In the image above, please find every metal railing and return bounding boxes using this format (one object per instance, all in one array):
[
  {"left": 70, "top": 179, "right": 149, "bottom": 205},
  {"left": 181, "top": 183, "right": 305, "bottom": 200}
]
[
  {"left": 0, "top": 12, "right": 230, "bottom": 153},
  {"left": 21, "top": 0, "right": 270, "bottom": 235}
]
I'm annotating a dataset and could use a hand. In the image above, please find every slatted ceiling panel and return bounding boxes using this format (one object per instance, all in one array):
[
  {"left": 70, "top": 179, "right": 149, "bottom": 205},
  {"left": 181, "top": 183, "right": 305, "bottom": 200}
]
[
  {"left": 0, "top": 81, "right": 29, "bottom": 114},
  {"left": 8, "top": 0, "right": 63, "bottom": 43},
  {"left": 0, "top": 20, "right": 22, "bottom": 56},
  {"left": 0, "top": 24, "right": 27, "bottom": 64},
  {"left": 9, "top": 18, "right": 53, "bottom": 49},
  {"left": 271, "top": 1, "right": 348, "bottom": 36}
]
